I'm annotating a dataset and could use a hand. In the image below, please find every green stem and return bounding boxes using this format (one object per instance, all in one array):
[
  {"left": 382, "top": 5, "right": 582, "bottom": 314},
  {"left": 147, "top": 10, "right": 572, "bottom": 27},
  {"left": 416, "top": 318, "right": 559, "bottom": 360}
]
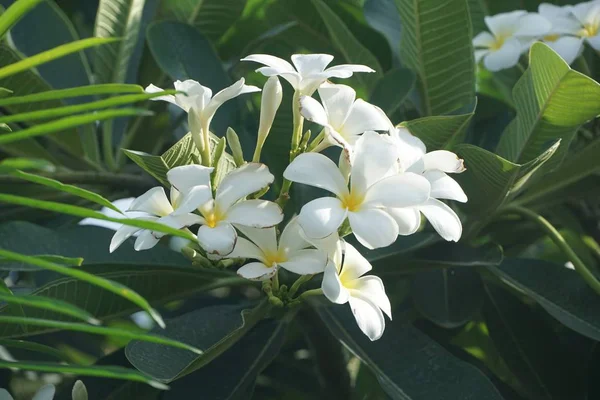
[
  {"left": 306, "top": 129, "right": 325, "bottom": 152},
  {"left": 275, "top": 178, "right": 292, "bottom": 209},
  {"left": 503, "top": 205, "right": 600, "bottom": 295},
  {"left": 299, "top": 288, "right": 323, "bottom": 301},
  {"left": 272, "top": 270, "right": 280, "bottom": 292},
  {"left": 252, "top": 136, "right": 265, "bottom": 163},
  {"left": 288, "top": 274, "right": 314, "bottom": 298}
]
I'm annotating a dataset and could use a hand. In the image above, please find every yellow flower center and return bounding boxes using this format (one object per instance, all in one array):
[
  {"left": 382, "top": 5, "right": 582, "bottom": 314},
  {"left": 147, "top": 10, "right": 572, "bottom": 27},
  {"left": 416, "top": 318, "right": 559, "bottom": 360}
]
[
  {"left": 263, "top": 249, "right": 287, "bottom": 266},
  {"left": 202, "top": 207, "right": 224, "bottom": 228},
  {"left": 543, "top": 34, "right": 560, "bottom": 42},
  {"left": 490, "top": 35, "right": 506, "bottom": 51},
  {"left": 340, "top": 192, "right": 364, "bottom": 212},
  {"left": 580, "top": 22, "right": 599, "bottom": 38}
]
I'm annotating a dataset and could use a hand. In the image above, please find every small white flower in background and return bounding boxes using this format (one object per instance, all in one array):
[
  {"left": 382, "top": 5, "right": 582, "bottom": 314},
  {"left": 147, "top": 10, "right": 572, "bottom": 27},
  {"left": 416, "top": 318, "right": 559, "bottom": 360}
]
[
  {"left": 109, "top": 185, "right": 205, "bottom": 253},
  {"left": 538, "top": 3, "right": 585, "bottom": 64},
  {"left": 228, "top": 217, "right": 327, "bottom": 280},
  {"left": 254, "top": 76, "right": 283, "bottom": 161},
  {"left": 241, "top": 53, "right": 374, "bottom": 95},
  {"left": 1, "top": 384, "right": 55, "bottom": 400},
  {"left": 473, "top": 10, "right": 552, "bottom": 71},
  {"left": 319, "top": 235, "right": 391, "bottom": 341},
  {"left": 299, "top": 83, "right": 392, "bottom": 153},
  {"left": 570, "top": 0, "right": 600, "bottom": 50},
  {"left": 387, "top": 128, "right": 467, "bottom": 242},
  {"left": 146, "top": 78, "right": 260, "bottom": 151},
  {"left": 168, "top": 163, "right": 283, "bottom": 256},
  {"left": 284, "top": 131, "right": 430, "bottom": 249}
]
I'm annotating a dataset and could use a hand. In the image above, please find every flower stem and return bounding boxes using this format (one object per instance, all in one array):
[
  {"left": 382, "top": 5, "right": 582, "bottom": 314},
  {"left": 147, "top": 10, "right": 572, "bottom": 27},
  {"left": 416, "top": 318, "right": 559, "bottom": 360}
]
[
  {"left": 275, "top": 178, "right": 292, "bottom": 209},
  {"left": 272, "top": 270, "right": 280, "bottom": 292},
  {"left": 502, "top": 205, "right": 600, "bottom": 295},
  {"left": 288, "top": 274, "right": 314, "bottom": 298},
  {"left": 298, "top": 288, "right": 323, "bottom": 301},
  {"left": 307, "top": 129, "right": 325, "bottom": 152},
  {"left": 200, "top": 127, "right": 212, "bottom": 167}
]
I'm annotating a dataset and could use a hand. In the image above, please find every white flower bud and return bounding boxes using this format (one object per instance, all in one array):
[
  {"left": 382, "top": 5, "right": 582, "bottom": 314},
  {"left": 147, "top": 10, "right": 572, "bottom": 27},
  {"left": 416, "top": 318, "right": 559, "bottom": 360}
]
[{"left": 258, "top": 76, "right": 283, "bottom": 143}]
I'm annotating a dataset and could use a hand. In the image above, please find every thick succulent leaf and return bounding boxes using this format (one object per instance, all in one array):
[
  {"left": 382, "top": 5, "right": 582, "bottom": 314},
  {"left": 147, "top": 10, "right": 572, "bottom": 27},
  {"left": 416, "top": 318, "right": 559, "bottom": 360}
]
[
  {"left": 396, "top": 0, "right": 475, "bottom": 115},
  {"left": 126, "top": 301, "right": 270, "bottom": 383},
  {"left": 311, "top": 0, "right": 382, "bottom": 88},
  {"left": 483, "top": 283, "right": 583, "bottom": 399},
  {"left": 496, "top": 43, "right": 600, "bottom": 170},
  {"left": 316, "top": 305, "right": 504, "bottom": 400},
  {"left": 488, "top": 258, "right": 600, "bottom": 341}
]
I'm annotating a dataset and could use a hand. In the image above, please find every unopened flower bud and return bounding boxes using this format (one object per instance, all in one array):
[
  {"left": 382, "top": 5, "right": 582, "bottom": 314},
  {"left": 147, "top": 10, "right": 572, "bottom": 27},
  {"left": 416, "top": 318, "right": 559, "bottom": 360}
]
[
  {"left": 226, "top": 127, "right": 245, "bottom": 166},
  {"left": 253, "top": 76, "right": 283, "bottom": 162}
]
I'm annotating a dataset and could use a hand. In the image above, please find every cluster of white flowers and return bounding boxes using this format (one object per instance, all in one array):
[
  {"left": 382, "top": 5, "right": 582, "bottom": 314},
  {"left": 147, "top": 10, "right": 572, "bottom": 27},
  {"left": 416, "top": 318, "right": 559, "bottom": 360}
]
[
  {"left": 111, "top": 54, "right": 467, "bottom": 341},
  {"left": 474, "top": 1, "right": 600, "bottom": 70}
]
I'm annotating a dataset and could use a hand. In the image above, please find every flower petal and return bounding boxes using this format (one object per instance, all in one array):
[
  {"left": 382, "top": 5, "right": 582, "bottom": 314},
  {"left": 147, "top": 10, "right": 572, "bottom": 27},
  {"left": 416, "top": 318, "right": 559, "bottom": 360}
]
[
  {"left": 422, "top": 150, "right": 466, "bottom": 173},
  {"left": 341, "top": 99, "right": 393, "bottom": 138},
  {"left": 291, "top": 53, "right": 334, "bottom": 74},
  {"left": 363, "top": 172, "right": 430, "bottom": 208},
  {"left": 157, "top": 213, "right": 205, "bottom": 230},
  {"left": 390, "top": 127, "right": 426, "bottom": 172},
  {"left": 284, "top": 153, "right": 349, "bottom": 197},
  {"left": 351, "top": 275, "right": 392, "bottom": 319},
  {"left": 128, "top": 187, "right": 173, "bottom": 216},
  {"left": 484, "top": 10, "right": 526, "bottom": 37},
  {"left": 298, "top": 197, "right": 347, "bottom": 239},
  {"left": 483, "top": 37, "right": 522, "bottom": 71},
  {"left": 546, "top": 36, "right": 583, "bottom": 64},
  {"left": 228, "top": 237, "right": 266, "bottom": 262},
  {"left": 351, "top": 131, "right": 400, "bottom": 194},
  {"left": 348, "top": 208, "right": 398, "bottom": 250},
  {"left": 318, "top": 83, "right": 355, "bottom": 128},
  {"left": 324, "top": 64, "right": 375, "bottom": 78},
  {"left": 514, "top": 13, "right": 552, "bottom": 37},
  {"left": 110, "top": 224, "right": 143, "bottom": 253},
  {"left": 171, "top": 185, "right": 213, "bottom": 215},
  {"left": 425, "top": 170, "right": 468, "bottom": 203},
  {"left": 340, "top": 240, "right": 372, "bottom": 280},
  {"left": 197, "top": 222, "right": 237, "bottom": 255},
  {"left": 472, "top": 31, "right": 495, "bottom": 48},
  {"left": 348, "top": 295, "right": 386, "bottom": 341},
  {"left": 237, "top": 261, "right": 277, "bottom": 281},
  {"left": 418, "top": 198, "right": 462, "bottom": 242},
  {"left": 279, "top": 216, "right": 310, "bottom": 254},
  {"left": 134, "top": 230, "right": 161, "bottom": 251},
  {"left": 586, "top": 34, "right": 600, "bottom": 51},
  {"left": 279, "top": 249, "right": 327, "bottom": 275},
  {"left": 475, "top": 49, "right": 489, "bottom": 63},
  {"left": 242, "top": 54, "right": 296, "bottom": 73},
  {"left": 386, "top": 207, "right": 421, "bottom": 235},
  {"left": 236, "top": 225, "right": 278, "bottom": 255},
  {"left": 167, "top": 165, "right": 213, "bottom": 192},
  {"left": 299, "top": 95, "right": 331, "bottom": 127},
  {"left": 173, "top": 79, "right": 211, "bottom": 112},
  {"left": 256, "top": 68, "right": 301, "bottom": 90},
  {"left": 145, "top": 84, "right": 178, "bottom": 107},
  {"left": 216, "top": 163, "right": 274, "bottom": 211},
  {"left": 226, "top": 199, "right": 283, "bottom": 228},
  {"left": 203, "top": 78, "right": 261, "bottom": 124},
  {"left": 322, "top": 261, "right": 350, "bottom": 304}
]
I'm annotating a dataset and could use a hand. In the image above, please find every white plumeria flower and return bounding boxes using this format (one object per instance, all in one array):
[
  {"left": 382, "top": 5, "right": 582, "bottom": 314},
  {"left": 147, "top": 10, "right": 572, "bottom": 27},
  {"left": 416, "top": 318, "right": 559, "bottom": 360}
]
[
  {"left": 538, "top": 3, "right": 585, "bottom": 64},
  {"left": 284, "top": 131, "right": 430, "bottom": 249},
  {"left": 168, "top": 163, "right": 283, "bottom": 256},
  {"left": 146, "top": 78, "right": 260, "bottom": 151},
  {"left": 570, "top": 1, "right": 600, "bottom": 50},
  {"left": 241, "top": 53, "right": 374, "bottom": 95},
  {"left": 228, "top": 217, "right": 327, "bottom": 280},
  {"left": 299, "top": 83, "right": 392, "bottom": 153},
  {"left": 320, "top": 236, "right": 391, "bottom": 341},
  {"left": 109, "top": 186, "right": 204, "bottom": 253},
  {"left": 386, "top": 128, "right": 467, "bottom": 242},
  {"left": 473, "top": 11, "right": 551, "bottom": 71}
]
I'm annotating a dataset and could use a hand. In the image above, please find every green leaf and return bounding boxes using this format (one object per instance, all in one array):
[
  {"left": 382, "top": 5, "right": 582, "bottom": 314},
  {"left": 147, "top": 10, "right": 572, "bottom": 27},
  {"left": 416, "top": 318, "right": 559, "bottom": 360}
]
[
  {"left": 0, "top": 293, "right": 99, "bottom": 325},
  {"left": 454, "top": 141, "right": 560, "bottom": 219},
  {"left": 361, "top": 232, "right": 440, "bottom": 266},
  {"left": 516, "top": 136, "right": 600, "bottom": 206},
  {"left": 467, "top": 0, "right": 488, "bottom": 34},
  {"left": 126, "top": 301, "right": 271, "bottom": 383},
  {"left": 316, "top": 305, "right": 504, "bottom": 400},
  {"left": 396, "top": 0, "right": 476, "bottom": 115},
  {"left": 94, "top": 0, "right": 146, "bottom": 84},
  {"left": 0, "top": 84, "right": 143, "bottom": 106},
  {"left": 7, "top": 169, "right": 123, "bottom": 213},
  {"left": 310, "top": 0, "right": 382, "bottom": 88},
  {"left": 0, "top": 249, "right": 167, "bottom": 328},
  {"left": 496, "top": 43, "right": 600, "bottom": 169},
  {"left": 364, "top": 0, "right": 402, "bottom": 63},
  {"left": 0, "top": 254, "right": 83, "bottom": 270},
  {"left": 0, "top": 108, "right": 151, "bottom": 145},
  {"left": 0, "top": 316, "right": 202, "bottom": 354},
  {"left": 370, "top": 68, "right": 416, "bottom": 116},
  {"left": 0, "top": 91, "right": 175, "bottom": 123},
  {"left": 412, "top": 268, "right": 484, "bottom": 329},
  {"left": 0, "top": 0, "right": 43, "bottom": 39},
  {"left": 0, "top": 37, "right": 118, "bottom": 80},
  {"left": 401, "top": 105, "right": 475, "bottom": 151},
  {"left": 0, "top": 361, "right": 169, "bottom": 389},
  {"left": 488, "top": 258, "right": 600, "bottom": 341},
  {"left": 0, "top": 339, "right": 68, "bottom": 362},
  {"left": 483, "top": 283, "right": 583, "bottom": 399}
]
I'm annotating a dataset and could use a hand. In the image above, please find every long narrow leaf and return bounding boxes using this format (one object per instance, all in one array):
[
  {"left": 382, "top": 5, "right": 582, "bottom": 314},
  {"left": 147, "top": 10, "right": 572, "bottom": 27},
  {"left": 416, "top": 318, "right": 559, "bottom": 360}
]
[
  {"left": 0, "top": 193, "right": 197, "bottom": 241},
  {"left": 7, "top": 170, "right": 123, "bottom": 213},
  {"left": 0, "top": 360, "right": 169, "bottom": 389},
  {"left": 0, "top": 0, "right": 44, "bottom": 39},
  {"left": 0, "top": 91, "right": 177, "bottom": 123},
  {"left": 0, "top": 293, "right": 100, "bottom": 325},
  {"left": 0, "top": 37, "right": 118, "bottom": 80},
  {"left": 0, "top": 317, "right": 202, "bottom": 354},
  {"left": 0, "top": 108, "right": 151, "bottom": 145},
  {"left": 0, "top": 84, "right": 143, "bottom": 107},
  {"left": 0, "top": 339, "right": 68, "bottom": 362},
  {"left": 0, "top": 249, "right": 166, "bottom": 328}
]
